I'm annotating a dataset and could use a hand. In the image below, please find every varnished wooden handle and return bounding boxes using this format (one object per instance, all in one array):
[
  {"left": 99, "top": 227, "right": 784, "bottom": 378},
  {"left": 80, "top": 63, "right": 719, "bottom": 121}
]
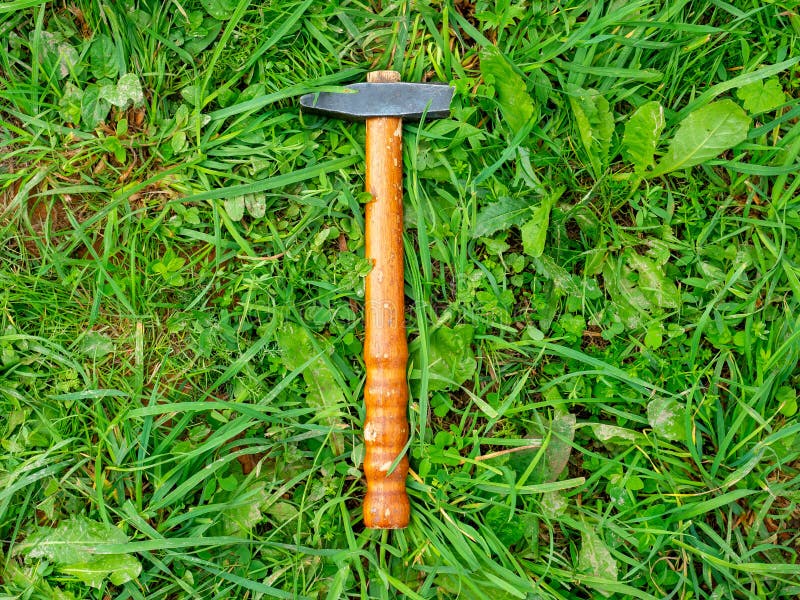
[{"left": 362, "top": 70, "right": 410, "bottom": 529}]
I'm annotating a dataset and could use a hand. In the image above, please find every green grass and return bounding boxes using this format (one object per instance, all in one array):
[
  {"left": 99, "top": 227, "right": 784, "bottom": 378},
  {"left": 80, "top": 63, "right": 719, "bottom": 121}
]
[{"left": 1, "top": 0, "right": 799, "bottom": 598}]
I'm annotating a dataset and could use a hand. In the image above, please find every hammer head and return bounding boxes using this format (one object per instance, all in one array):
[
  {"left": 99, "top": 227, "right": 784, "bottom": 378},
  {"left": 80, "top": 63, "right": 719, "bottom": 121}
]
[{"left": 300, "top": 82, "right": 454, "bottom": 121}]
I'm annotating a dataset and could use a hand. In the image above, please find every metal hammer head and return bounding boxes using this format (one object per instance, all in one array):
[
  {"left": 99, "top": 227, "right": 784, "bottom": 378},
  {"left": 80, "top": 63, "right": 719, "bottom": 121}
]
[{"left": 300, "top": 82, "right": 454, "bottom": 121}]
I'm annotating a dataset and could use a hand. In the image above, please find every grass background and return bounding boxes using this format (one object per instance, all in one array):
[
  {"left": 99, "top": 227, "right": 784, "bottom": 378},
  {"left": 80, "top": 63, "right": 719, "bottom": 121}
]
[{"left": 1, "top": 0, "right": 799, "bottom": 598}]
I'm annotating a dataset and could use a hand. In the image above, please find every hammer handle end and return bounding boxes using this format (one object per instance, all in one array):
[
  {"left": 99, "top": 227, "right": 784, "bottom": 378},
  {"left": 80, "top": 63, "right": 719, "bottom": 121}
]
[{"left": 367, "top": 70, "right": 402, "bottom": 83}]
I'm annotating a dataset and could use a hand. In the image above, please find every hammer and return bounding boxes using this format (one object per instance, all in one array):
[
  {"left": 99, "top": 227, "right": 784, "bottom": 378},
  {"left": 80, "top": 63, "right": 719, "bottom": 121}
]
[{"left": 300, "top": 71, "right": 454, "bottom": 528}]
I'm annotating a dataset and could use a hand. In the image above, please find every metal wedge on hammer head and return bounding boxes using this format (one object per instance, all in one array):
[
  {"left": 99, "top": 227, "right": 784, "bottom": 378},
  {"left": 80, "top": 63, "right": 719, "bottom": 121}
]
[
  {"left": 300, "top": 71, "right": 454, "bottom": 529},
  {"left": 299, "top": 81, "right": 454, "bottom": 120}
]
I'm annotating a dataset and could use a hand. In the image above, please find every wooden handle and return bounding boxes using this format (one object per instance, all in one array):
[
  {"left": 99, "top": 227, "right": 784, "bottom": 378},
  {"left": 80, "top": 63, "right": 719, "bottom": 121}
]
[{"left": 362, "top": 70, "right": 410, "bottom": 529}]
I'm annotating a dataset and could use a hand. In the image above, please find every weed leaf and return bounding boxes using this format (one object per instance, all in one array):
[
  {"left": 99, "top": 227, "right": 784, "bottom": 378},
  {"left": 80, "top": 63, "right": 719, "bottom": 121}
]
[
  {"left": 533, "top": 255, "right": 579, "bottom": 296},
  {"left": 171, "top": 130, "right": 187, "bottom": 154},
  {"left": 59, "top": 82, "right": 83, "bottom": 125},
  {"left": 473, "top": 197, "right": 531, "bottom": 238},
  {"left": 20, "top": 516, "right": 141, "bottom": 589},
  {"left": 99, "top": 74, "right": 145, "bottom": 108},
  {"left": 545, "top": 410, "right": 576, "bottom": 482},
  {"left": 644, "top": 325, "right": 663, "bottom": 349},
  {"left": 588, "top": 423, "right": 645, "bottom": 448},
  {"left": 89, "top": 34, "right": 118, "bottom": 80},
  {"left": 569, "top": 86, "right": 614, "bottom": 178},
  {"left": 276, "top": 323, "right": 345, "bottom": 454},
  {"left": 218, "top": 481, "right": 269, "bottom": 535},
  {"left": 622, "top": 101, "right": 664, "bottom": 173},
  {"left": 416, "top": 324, "right": 476, "bottom": 391},
  {"left": 626, "top": 252, "right": 681, "bottom": 309},
  {"left": 201, "top": 0, "right": 238, "bottom": 19},
  {"left": 480, "top": 46, "right": 534, "bottom": 135},
  {"left": 521, "top": 196, "right": 554, "bottom": 258},
  {"left": 651, "top": 100, "right": 750, "bottom": 176},
  {"left": 244, "top": 193, "right": 267, "bottom": 218},
  {"left": 78, "top": 331, "right": 115, "bottom": 358},
  {"left": 183, "top": 16, "right": 223, "bottom": 56},
  {"left": 81, "top": 85, "right": 111, "bottom": 129},
  {"left": 647, "top": 397, "right": 687, "bottom": 441},
  {"left": 484, "top": 505, "right": 526, "bottom": 546},
  {"left": 578, "top": 528, "right": 618, "bottom": 596},
  {"left": 39, "top": 31, "right": 80, "bottom": 79},
  {"left": 776, "top": 386, "right": 797, "bottom": 418},
  {"left": 224, "top": 196, "right": 245, "bottom": 221},
  {"left": 61, "top": 555, "right": 142, "bottom": 588},
  {"left": 103, "top": 136, "right": 126, "bottom": 163},
  {"left": 150, "top": 251, "right": 185, "bottom": 286},
  {"left": 736, "top": 78, "right": 786, "bottom": 114},
  {"left": 541, "top": 490, "right": 568, "bottom": 518}
]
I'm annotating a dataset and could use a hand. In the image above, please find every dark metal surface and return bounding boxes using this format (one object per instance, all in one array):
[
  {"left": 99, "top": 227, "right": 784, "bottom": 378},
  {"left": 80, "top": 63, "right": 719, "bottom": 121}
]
[{"left": 299, "top": 82, "right": 454, "bottom": 121}]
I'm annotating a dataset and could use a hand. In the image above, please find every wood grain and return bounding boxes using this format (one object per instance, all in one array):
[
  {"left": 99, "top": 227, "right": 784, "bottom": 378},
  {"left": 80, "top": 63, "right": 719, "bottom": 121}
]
[{"left": 362, "top": 69, "right": 410, "bottom": 529}]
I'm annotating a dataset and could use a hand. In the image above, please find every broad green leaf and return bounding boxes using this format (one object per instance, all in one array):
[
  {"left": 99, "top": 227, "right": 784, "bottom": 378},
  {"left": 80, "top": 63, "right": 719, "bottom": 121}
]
[
  {"left": 484, "top": 504, "right": 526, "bottom": 546},
  {"left": 58, "top": 82, "right": 83, "bottom": 125},
  {"left": 175, "top": 103, "right": 190, "bottom": 127},
  {"left": 622, "top": 101, "right": 664, "bottom": 173},
  {"left": 515, "top": 407, "right": 576, "bottom": 484},
  {"left": 224, "top": 196, "right": 245, "bottom": 221},
  {"left": 578, "top": 528, "right": 618, "bottom": 597},
  {"left": 60, "top": 555, "right": 142, "bottom": 588},
  {"left": 171, "top": 130, "right": 187, "bottom": 153},
  {"left": 479, "top": 236, "right": 510, "bottom": 255},
  {"left": 777, "top": 386, "right": 797, "bottom": 418},
  {"left": 183, "top": 17, "right": 222, "bottom": 56},
  {"left": 24, "top": 516, "right": 128, "bottom": 563},
  {"left": 526, "top": 325, "right": 545, "bottom": 341},
  {"left": 99, "top": 74, "right": 145, "bottom": 108},
  {"left": 480, "top": 46, "right": 535, "bottom": 135},
  {"left": 520, "top": 196, "right": 553, "bottom": 258},
  {"left": 217, "top": 481, "right": 269, "bottom": 536},
  {"left": 102, "top": 136, "right": 125, "bottom": 163},
  {"left": 81, "top": 85, "right": 111, "bottom": 129},
  {"left": 644, "top": 325, "right": 663, "bottom": 349},
  {"left": 7, "top": 409, "right": 26, "bottom": 432},
  {"left": 268, "top": 501, "right": 299, "bottom": 523},
  {"left": 245, "top": 193, "right": 267, "bottom": 218},
  {"left": 626, "top": 253, "right": 681, "bottom": 309},
  {"left": 651, "top": 100, "right": 750, "bottom": 177},
  {"left": 201, "top": 0, "right": 238, "bottom": 19},
  {"left": 39, "top": 31, "right": 80, "bottom": 79},
  {"left": 736, "top": 78, "right": 786, "bottom": 114},
  {"left": 3, "top": 559, "right": 78, "bottom": 599},
  {"left": 21, "top": 516, "right": 141, "bottom": 589},
  {"left": 275, "top": 323, "right": 345, "bottom": 454},
  {"left": 559, "top": 313, "right": 585, "bottom": 338},
  {"left": 476, "top": 0, "right": 526, "bottom": 31},
  {"left": 569, "top": 86, "right": 614, "bottom": 179},
  {"left": 473, "top": 196, "right": 532, "bottom": 238},
  {"left": 602, "top": 258, "right": 649, "bottom": 329},
  {"left": 540, "top": 490, "right": 568, "bottom": 519},
  {"left": 78, "top": 331, "right": 115, "bottom": 358},
  {"left": 647, "top": 397, "right": 687, "bottom": 441},
  {"left": 587, "top": 423, "right": 646, "bottom": 448},
  {"left": 313, "top": 226, "right": 337, "bottom": 248},
  {"left": 532, "top": 255, "right": 579, "bottom": 296},
  {"left": 89, "top": 34, "right": 118, "bottom": 80},
  {"left": 545, "top": 410, "right": 576, "bottom": 482},
  {"left": 415, "top": 324, "right": 477, "bottom": 392},
  {"left": 218, "top": 475, "right": 238, "bottom": 492}
]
